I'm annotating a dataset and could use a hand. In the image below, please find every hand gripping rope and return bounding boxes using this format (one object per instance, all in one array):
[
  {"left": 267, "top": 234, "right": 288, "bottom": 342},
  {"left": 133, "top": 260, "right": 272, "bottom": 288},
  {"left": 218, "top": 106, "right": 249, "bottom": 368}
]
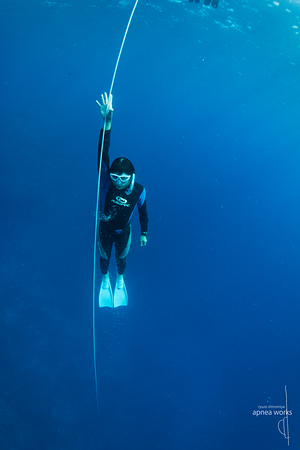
[{"left": 92, "top": 0, "right": 140, "bottom": 415}]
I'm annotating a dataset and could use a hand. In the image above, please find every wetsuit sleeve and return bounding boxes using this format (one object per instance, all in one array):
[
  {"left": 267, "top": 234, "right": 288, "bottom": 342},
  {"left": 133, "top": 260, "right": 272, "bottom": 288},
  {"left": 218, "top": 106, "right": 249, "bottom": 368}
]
[
  {"left": 98, "top": 128, "right": 111, "bottom": 189},
  {"left": 137, "top": 188, "right": 149, "bottom": 233}
]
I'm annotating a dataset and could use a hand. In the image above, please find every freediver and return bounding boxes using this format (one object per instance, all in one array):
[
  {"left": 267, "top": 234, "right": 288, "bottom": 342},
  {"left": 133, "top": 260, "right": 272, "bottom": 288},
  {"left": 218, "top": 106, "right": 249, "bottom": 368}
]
[{"left": 96, "top": 93, "right": 149, "bottom": 307}]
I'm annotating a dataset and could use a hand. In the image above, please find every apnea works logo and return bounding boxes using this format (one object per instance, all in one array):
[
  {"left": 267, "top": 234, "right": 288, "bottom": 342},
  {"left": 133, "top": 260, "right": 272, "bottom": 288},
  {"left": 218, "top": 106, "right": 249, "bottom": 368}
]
[{"left": 252, "top": 385, "right": 291, "bottom": 446}]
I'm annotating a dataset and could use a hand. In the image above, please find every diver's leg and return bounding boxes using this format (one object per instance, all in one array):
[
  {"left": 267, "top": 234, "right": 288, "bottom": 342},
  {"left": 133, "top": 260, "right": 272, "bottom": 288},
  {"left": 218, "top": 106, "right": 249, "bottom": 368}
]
[
  {"left": 113, "top": 227, "right": 131, "bottom": 307},
  {"left": 97, "top": 228, "right": 113, "bottom": 274},
  {"left": 115, "top": 226, "right": 132, "bottom": 275},
  {"left": 97, "top": 229, "right": 114, "bottom": 307}
]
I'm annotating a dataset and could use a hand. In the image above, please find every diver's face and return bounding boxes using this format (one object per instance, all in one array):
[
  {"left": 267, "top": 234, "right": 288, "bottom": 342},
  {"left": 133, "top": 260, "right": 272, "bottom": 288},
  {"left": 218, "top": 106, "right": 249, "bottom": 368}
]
[{"left": 110, "top": 172, "right": 131, "bottom": 190}]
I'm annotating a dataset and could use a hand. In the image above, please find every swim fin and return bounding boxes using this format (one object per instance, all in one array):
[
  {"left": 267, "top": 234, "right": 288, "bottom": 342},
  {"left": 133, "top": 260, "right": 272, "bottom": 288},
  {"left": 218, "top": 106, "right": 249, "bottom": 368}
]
[
  {"left": 113, "top": 274, "right": 128, "bottom": 308},
  {"left": 99, "top": 274, "right": 113, "bottom": 308},
  {"left": 211, "top": 0, "right": 219, "bottom": 7}
]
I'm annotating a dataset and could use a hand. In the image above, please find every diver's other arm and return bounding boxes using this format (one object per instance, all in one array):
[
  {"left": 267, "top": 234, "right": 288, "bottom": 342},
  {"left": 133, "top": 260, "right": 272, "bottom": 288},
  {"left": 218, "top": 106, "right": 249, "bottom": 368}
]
[
  {"left": 138, "top": 194, "right": 148, "bottom": 247},
  {"left": 140, "top": 233, "right": 147, "bottom": 246},
  {"left": 96, "top": 92, "right": 113, "bottom": 130}
]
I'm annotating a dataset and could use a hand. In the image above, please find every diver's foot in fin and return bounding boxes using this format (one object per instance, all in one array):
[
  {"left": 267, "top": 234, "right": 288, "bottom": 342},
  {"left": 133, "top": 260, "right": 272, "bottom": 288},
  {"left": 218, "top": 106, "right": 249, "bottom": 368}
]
[
  {"left": 99, "top": 273, "right": 113, "bottom": 308},
  {"left": 113, "top": 274, "right": 128, "bottom": 307}
]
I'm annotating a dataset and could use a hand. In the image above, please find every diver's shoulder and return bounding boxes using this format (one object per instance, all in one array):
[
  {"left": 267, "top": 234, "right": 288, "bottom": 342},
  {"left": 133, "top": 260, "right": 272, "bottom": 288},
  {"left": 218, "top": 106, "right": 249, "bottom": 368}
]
[{"left": 134, "top": 181, "right": 145, "bottom": 192}]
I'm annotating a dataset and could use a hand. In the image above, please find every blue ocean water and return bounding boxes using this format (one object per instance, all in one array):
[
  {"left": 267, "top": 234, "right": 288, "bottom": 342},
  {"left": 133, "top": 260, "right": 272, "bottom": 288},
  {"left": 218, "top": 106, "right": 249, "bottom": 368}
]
[{"left": 1, "top": 0, "right": 300, "bottom": 448}]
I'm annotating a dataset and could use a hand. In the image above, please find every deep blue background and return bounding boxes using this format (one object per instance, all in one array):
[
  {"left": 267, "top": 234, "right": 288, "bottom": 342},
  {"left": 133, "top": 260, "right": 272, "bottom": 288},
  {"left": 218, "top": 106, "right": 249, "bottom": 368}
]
[{"left": 1, "top": 0, "right": 300, "bottom": 448}]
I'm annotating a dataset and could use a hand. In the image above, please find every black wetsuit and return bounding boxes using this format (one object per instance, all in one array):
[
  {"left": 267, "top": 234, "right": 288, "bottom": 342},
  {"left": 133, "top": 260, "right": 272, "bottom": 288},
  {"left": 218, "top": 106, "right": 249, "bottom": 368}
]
[{"left": 97, "top": 128, "right": 148, "bottom": 274}]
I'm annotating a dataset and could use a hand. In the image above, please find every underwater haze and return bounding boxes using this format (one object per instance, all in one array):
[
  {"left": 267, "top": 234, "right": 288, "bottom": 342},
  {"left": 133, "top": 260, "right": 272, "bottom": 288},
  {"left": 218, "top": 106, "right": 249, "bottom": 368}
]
[{"left": 1, "top": 0, "right": 300, "bottom": 448}]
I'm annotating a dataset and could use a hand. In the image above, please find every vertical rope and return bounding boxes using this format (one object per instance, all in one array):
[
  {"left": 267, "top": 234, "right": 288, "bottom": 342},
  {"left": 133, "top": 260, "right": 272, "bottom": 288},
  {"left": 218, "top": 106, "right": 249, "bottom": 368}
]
[{"left": 92, "top": 0, "right": 140, "bottom": 415}]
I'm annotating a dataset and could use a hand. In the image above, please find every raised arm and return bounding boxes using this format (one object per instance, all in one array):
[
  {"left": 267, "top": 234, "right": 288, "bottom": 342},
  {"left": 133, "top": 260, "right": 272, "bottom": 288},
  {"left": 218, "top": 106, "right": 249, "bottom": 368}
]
[
  {"left": 96, "top": 92, "right": 113, "bottom": 130},
  {"left": 96, "top": 93, "right": 114, "bottom": 187}
]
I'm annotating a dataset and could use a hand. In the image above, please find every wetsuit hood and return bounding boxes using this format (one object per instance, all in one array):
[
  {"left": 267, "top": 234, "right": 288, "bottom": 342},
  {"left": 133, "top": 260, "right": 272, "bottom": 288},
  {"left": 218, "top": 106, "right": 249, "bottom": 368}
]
[
  {"left": 110, "top": 157, "right": 135, "bottom": 177},
  {"left": 110, "top": 157, "right": 135, "bottom": 194}
]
